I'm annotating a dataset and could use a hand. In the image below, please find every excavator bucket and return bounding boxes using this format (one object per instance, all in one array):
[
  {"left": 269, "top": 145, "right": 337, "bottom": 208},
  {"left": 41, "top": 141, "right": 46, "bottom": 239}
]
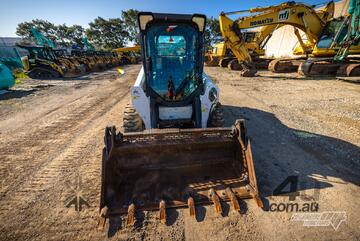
[{"left": 98, "top": 120, "right": 262, "bottom": 228}]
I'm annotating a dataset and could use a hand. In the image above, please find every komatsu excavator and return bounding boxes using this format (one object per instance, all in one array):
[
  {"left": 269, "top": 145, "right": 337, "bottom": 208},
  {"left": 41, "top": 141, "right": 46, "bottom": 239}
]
[
  {"left": 98, "top": 12, "right": 262, "bottom": 229},
  {"left": 219, "top": 1, "right": 335, "bottom": 76}
]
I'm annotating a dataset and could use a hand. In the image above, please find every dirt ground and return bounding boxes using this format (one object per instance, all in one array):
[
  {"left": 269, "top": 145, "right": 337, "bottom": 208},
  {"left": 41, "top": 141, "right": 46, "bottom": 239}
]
[{"left": 0, "top": 65, "right": 359, "bottom": 241}]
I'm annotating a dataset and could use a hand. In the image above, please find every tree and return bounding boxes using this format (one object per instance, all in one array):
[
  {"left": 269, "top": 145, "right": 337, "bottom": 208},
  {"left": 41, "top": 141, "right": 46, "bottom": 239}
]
[
  {"left": 16, "top": 19, "right": 58, "bottom": 43},
  {"left": 56, "top": 24, "right": 85, "bottom": 47},
  {"left": 204, "top": 17, "right": 222, "bottom": 51},
  {"left": 16, "top": 20, "right": 85, "bottom": 47},
  {"left": 86, "top": 17, "right": 130, "bottom": 50},
  {"left": 121, "top": 9, "right": 139, "bottom": 44}
]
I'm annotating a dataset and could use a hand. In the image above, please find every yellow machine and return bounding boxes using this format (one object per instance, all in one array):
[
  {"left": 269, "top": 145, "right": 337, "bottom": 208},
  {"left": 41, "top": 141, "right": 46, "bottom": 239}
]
[
  {"left": 205, "top": 42, "right": 232, "bottom": 66},
  {"left": 219, "top": 1, "right": 335, "bottom": 76},
  {"left": 113, "top": 46, "right": 141, "bottom": 64},
  {"left": 299, "top": 0, "right": 360, "bottom": 77},
  {"left": 205, "top": 29, "right": 274, "bottom": 70}
]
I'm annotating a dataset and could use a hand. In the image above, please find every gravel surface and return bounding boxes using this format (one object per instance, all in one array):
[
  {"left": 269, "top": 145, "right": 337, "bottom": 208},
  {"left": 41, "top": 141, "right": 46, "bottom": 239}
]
[{"left": 0, "top": 65, "right": 359, "bottom": 241}]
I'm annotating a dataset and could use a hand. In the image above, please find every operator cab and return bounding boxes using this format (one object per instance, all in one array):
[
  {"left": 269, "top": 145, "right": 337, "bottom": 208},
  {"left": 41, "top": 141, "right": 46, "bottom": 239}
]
[
  {"left": 138, "top": 13, "right": 206, "bottom": 101},
  {"left": 317, "top": 17, "right": 350, "bottom": 49},
  {"left": 138, "top": 12, "right": 207, "bottom": 128}
]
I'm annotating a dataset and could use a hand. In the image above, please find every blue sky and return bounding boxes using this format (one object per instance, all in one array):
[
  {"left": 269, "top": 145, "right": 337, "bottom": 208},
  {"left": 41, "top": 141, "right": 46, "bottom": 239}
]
[{"left": 0, "top": 0, "right": 330, "bottom": 37}]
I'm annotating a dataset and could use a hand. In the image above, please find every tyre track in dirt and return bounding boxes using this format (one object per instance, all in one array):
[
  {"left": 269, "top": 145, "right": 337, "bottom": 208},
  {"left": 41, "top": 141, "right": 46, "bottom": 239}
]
[
  {"left": 0, "top": 89, "right": 115, "bottom": 199},
  {"left": 0, "top": 67, "right": 137, "bottom": 198},
  {"left": 0, "top": 90, "right": 131, "bottom": 240},
  {"left": 0, "top": 66, "right": 139, "bottom": 239}
]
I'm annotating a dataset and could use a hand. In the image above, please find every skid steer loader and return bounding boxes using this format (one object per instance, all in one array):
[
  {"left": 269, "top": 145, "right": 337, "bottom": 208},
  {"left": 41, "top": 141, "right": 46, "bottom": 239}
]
[{"left": 98, "top": 12, "right": 262, "bottom": 229}]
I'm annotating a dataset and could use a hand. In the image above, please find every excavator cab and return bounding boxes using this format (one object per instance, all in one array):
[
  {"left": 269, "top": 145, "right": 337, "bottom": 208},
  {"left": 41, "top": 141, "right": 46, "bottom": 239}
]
[{"left": 98, "top": 12, "right": 262, "bottom": 229}]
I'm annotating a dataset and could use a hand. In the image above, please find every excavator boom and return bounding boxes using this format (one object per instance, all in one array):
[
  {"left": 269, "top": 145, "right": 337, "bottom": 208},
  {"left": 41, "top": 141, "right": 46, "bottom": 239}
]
[{"left": 219, "top": 1, "right": 335, "bottom": 76}]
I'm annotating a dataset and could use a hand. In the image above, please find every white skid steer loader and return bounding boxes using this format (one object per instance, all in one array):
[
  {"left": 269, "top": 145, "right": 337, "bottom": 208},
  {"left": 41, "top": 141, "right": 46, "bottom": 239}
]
[{"left": 98, "top": 12, "right": 262, "bottom": 229}]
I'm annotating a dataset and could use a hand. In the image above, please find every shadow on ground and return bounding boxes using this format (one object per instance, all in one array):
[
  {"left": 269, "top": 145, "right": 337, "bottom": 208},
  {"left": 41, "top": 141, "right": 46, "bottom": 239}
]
[
  {"left": 222, "top": 105, "right": 360, "bottom": 198},
  {"left": 0, "top": 89, "right": 38, "bottom": 100}
]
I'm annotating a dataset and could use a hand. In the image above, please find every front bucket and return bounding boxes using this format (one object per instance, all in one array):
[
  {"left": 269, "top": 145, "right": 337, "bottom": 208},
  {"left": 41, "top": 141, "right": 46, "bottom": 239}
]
[{"left": 99, "top": 120, "right": 262, "bottom": 225}]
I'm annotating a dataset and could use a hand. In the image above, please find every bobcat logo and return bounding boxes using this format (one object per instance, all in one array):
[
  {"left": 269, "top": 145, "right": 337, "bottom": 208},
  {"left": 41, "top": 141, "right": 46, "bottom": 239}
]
[{"left": 278, "top": 9, "right": 290, "bottom": 21}]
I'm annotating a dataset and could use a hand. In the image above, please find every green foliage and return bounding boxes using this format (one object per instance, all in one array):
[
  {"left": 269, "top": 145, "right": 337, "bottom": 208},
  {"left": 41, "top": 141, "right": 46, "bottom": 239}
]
[
  {"left": 56, "top": 24, "right": 85, "bottom": 47},
  {"left": 121, "top": 9, "right": 140, "bottom": 44},
  {"left": 15, "top": 10, "right": 221, "bottom": 51},
  {"left": 16, "top": 19, "right": 85, "bottom": 47},
  {"left": 86, "top": 17, "right": 130, "bottom": 50},
  {"left": 16, "top": 19, "right": 58, "bottom": 43},
  {"left": 204, "top": 17, "right": 222, "bottom": 51}
]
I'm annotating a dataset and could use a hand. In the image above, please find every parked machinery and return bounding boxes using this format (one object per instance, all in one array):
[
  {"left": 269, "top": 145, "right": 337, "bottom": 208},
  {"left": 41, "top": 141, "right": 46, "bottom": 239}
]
[
  {"left": 17, "top": 28, "right": 87, "bottom": 78},
  {"left": 299, "top": 0, "right": 360, "bottom": 77},
  {"left": 17, "top": 45, "right": 85, "bottom": 78},
  {"left": 205, "top": 30, "right": 272, "bottom": 70},
  {"left": 0, "top": 46, "right": 25, "bottom": 89},
  {"left": 0, "top": 63, "right": 15, "bottom": 89},
  {"left": 219, "top": 1, "right": 336, "bottom": 76},
  {"left": 113, "top": 45, "right": 141, "bottom": 64}
]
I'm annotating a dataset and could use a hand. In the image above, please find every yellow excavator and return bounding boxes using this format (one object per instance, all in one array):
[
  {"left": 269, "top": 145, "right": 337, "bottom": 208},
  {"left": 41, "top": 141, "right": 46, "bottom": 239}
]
[
  {"left": 205, "top": 29, "right": 271, "bottom": 70},
  {"left": 205, "top": 41, "right": 233, "bottom": 67},
  {"left": 205, "top": 25, "right": 283, "bottom": 69},
  {"left": 219, "top": 1, "right": 335, "bottom": 76}
]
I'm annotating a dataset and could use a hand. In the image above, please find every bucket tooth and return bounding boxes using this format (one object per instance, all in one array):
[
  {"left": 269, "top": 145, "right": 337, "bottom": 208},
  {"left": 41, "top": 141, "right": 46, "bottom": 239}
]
[
  {"left": 187, "top": 196, "right": 196, "bottom": 217},
  {"left": 97, "top": 206, "right": 108, "bottom": 230},
  {"left": 100, "top": 120, "right": 262, "bottom": 221},
  {"left": 225, "top": 187, "right": 240, "bottom": 212},
  {"left": 159, "top": 200, "right": 166, "bottom": 224},
  {"left": 126, "top": 203, "right": 136, "bottom": 227},
  {"left": 253, "top": 194, "right": 264, "bottom": 208},
  {"left": 208, "top": 188, "right": 222, "bottom": 214}
]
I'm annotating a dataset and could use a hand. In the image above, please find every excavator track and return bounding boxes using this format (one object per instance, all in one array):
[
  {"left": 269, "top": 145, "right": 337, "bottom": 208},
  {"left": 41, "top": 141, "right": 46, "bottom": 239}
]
[
  {"left": 204, "top": 56, "right": 220, "bottom": 66},
  {"left": 98, "top": 120, "right": 263, "bottom": 227},
  {"left": 298, "top": 59, "right": 360, "bottom": 77},
  {"left": 268, "top": 58, "right": 306, "bottom": 73}
]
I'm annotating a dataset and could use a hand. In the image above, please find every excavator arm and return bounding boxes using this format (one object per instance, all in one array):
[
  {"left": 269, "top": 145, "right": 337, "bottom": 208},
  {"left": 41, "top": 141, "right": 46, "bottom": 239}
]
[
  {"left": 219, "top": 1, "right": 334, "bottom": 76},
  {"left": 31, "top": 27, "right": 57, "bottom": 49},
  {"left": 334, "top": 0, "right": 360, "bottom": 61}
]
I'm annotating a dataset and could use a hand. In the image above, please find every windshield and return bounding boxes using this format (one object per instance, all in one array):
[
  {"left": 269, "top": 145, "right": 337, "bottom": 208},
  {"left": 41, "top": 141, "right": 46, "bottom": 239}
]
[
  {"left": 145, "top": 24, "right": 201, "bottom": 101},
  {"left": 317, "top": 18, "right": 348, "bottom": 49}
]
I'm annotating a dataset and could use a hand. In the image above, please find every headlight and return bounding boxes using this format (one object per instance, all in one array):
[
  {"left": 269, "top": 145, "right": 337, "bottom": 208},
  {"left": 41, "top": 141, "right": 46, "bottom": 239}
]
[{"left": 208, "top": 87, "right": 218, "bottom": 102}]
